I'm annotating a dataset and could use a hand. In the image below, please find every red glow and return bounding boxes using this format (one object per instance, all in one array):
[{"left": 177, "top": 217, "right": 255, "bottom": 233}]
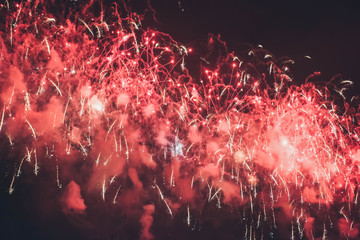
[{"left": 0, "top": 1, "right": 359, "bottom": 239}]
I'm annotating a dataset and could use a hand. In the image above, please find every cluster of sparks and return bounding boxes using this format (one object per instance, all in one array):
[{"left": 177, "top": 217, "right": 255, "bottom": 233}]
[{"left": 1, "top": 1, "right": 360, "bottom": 239}]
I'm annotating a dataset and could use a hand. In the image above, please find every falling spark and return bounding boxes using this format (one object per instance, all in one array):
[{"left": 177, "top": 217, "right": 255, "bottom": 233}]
[
  {"left": 25, "top": 120, "right": 37, "bottom": 140},
  {"left": 155, "top": 182, "right": 173, "bottom": 218},
  {"left": 0, "top": 105, "right": 5, "bottom": 132}
]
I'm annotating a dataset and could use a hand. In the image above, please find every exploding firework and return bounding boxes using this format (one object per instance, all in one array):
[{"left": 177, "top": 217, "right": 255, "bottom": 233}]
[{"left": 0, "top": 1, "right": 360, "bottom": 239}]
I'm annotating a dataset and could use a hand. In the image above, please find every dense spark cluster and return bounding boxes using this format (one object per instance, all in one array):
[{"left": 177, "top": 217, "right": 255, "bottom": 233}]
[{"left": 1, "top": 1, "right": 360, "bottom": 239}]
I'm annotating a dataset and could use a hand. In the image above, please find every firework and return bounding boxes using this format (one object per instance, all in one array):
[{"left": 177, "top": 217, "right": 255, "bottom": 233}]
[{"left": 0, "top": 1, "right": 359, "bottom": 239}]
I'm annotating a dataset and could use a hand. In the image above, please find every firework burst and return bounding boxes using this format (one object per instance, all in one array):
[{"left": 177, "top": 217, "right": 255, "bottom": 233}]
[{"left": 0, "top": 1, "right": 360, "bottom": 239}]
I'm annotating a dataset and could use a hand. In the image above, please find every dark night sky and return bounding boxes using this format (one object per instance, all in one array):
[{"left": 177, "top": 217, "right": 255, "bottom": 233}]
[{"left": 146, "top": 0, "right": 360, "bottom": 92}]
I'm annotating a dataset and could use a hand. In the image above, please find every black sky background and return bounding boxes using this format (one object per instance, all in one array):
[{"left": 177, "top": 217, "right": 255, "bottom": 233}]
[
  {"left": 145, "top": 0, "right": 360, "bottom": 93},
  {"left": 1, "top": 0, "right": 360, "bottom": 239}
]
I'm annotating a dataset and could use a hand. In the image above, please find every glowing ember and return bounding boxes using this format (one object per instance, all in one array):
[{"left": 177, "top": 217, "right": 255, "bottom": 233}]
[{"left": 0, "top": 1, "right": 359, "bottom": 239}]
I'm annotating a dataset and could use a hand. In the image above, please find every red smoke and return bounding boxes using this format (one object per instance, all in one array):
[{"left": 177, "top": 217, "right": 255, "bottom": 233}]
[
  {"left": 62, "top": 181, "right": 86, "bottom": 214},
  {"left": 140, "top": 204, "right": 155, "bottom": 240}
]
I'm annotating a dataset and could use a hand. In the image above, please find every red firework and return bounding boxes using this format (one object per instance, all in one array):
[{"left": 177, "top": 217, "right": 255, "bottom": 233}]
[{"left": 0, "top": 1, "right": 359, "bottom": 239}]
